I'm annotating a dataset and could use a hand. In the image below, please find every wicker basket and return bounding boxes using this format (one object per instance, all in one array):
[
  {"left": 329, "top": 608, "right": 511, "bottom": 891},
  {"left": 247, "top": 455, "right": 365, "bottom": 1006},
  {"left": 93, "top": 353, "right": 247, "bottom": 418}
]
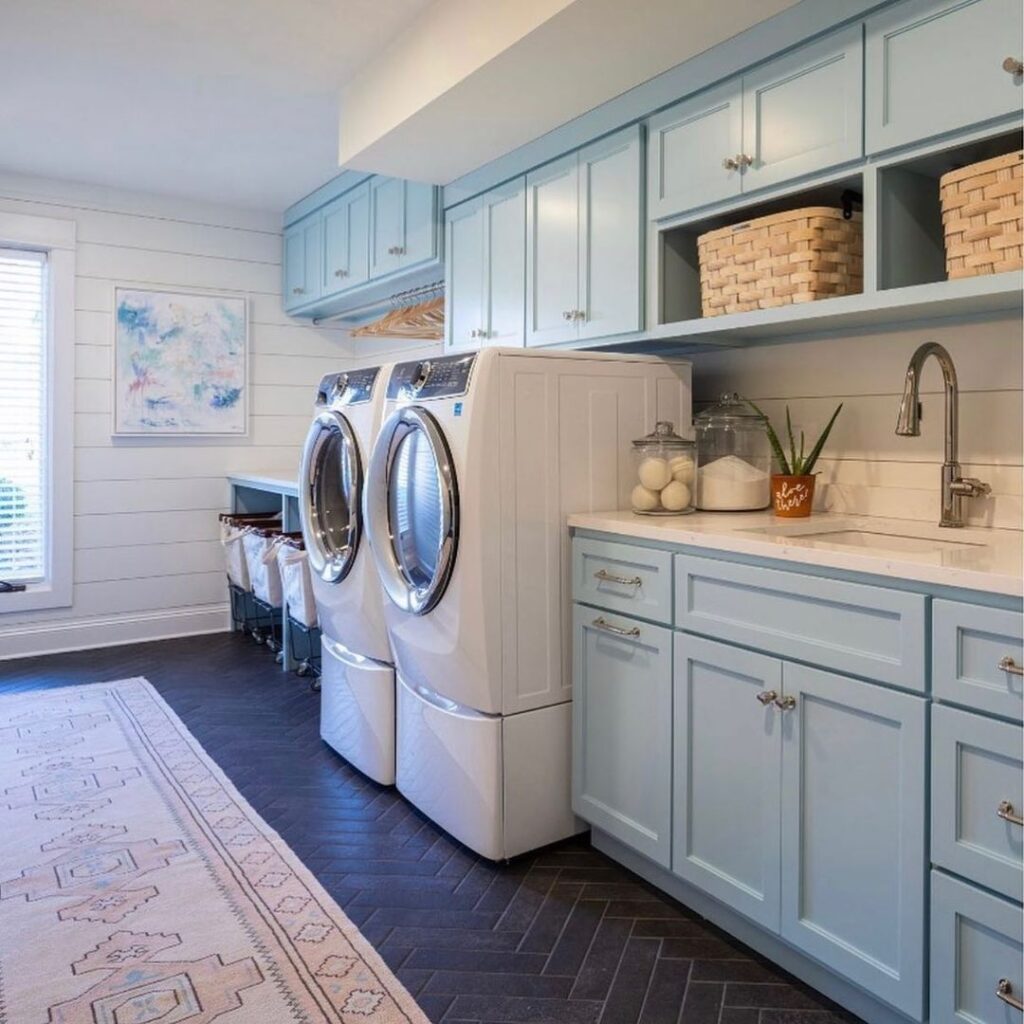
[
  {"left": 940, "top": 150, "right": 1023, "bottom": 280},
  {"left": 697, "top": 207, "right": 863, "bottom": 317}
]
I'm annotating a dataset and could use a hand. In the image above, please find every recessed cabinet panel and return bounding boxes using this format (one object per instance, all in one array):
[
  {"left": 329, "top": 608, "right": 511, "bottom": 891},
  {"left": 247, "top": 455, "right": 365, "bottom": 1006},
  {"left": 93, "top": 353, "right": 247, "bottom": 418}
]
[
  {"left": 572, "top": 607, "right": 672, "bottom": 867},
  {"left": 445, "top": 198, "right": 485, "bottom": 353},
  {"left": 866, "top": 0, "right": 1023, "bottom": 154},
  {"left": 648, "top": 83, "right": 743, "bottom": 220},
  {"left": 780, "top": 663, "right": 926, "bottom": 1019},
  {"left": 322, "top": 183, "right": 369, "bottom": 294},
  {"left": 742, "top": 24, "right": 864, "bottom": 191},
  {"left": 283, "top": 217, "right": 321, "bottom": 312},
  {"left": 672, "top": 634, "right": 782, "bottom": 930},
  {"left": 526, "top": 154, "right": 580, "bottom": 346},
  {"left": 932, "top": 704, "right": 1023, "bottom": 901},
  {"left": 578, "top": 128, "right": 643, "bottom": 340},
  {"left": 370, "top": 177, "right": 405, "bottom": 278},
  {"left": 484, "top": 180, "right": 526, "bottom": 347},
  {"left": 404, "top": 180, "right": 437, "bottom": 268}
]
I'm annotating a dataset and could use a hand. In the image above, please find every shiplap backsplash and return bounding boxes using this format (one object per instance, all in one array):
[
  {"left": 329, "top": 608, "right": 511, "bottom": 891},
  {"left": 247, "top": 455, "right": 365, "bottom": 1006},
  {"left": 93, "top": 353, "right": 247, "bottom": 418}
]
[
  {"left": 690, "top": 314, "right": 1023, "bottom": 529},
  {"left": 0, "top": 173, "right": 441, "bottom": 659}
]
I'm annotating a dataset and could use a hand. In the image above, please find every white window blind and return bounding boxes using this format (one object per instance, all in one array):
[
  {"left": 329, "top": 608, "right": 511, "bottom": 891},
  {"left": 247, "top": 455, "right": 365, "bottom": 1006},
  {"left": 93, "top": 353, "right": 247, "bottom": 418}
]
[{"left": 0, "top": 248, "right": 48, "bottom": 585}]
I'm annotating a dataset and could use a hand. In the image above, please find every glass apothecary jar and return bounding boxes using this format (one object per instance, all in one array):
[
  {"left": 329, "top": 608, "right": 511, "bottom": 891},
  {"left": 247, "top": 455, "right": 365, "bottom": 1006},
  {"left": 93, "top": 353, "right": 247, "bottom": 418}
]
[
  {"left": 631, "top": 422, "right": 696, "bottom": 516},
  {"left": 694, "top": 394, "right": 771, "bottom": 511}
]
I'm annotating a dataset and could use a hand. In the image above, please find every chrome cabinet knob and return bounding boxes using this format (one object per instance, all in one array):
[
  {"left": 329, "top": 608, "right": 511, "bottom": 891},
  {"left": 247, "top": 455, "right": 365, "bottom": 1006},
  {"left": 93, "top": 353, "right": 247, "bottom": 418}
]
[
  {"left": 736, "top": 153, "right": 753, "bottom": 168},
  {"left": 756, "top": 690, "right": 778, "bottom": 705},
  {"left": 387, "top": 245, "right": 406, "bottom": 256},
  {"left": 292, "top": 287, "right": 305, "bottom": 295},
  {"left": 996, "top": 979, "right": 1024, "bottom": 1011},
  {"left": 999, "top": 656, "right": 1024, "bottom": 677},
  {"left": 723, "top": 156, "right": 739, "bottom": 170},
  {"left": 563, "top": 310, "right": 573, "bottom": 321},
  {"left": 997, "top": 800, "right": 1024, "bottom": 827},
  {"left": 774, "top": 695, "right": 797, "bottom": 712},
  {"left": 573, "top": 310, "right": 586, "bottom": 321},
  {"left": 1003, "top": 57, "right": 1024, "bottom": 75},
  {"left": 334, "top": 269, "right": 348, "bottom": 278}
]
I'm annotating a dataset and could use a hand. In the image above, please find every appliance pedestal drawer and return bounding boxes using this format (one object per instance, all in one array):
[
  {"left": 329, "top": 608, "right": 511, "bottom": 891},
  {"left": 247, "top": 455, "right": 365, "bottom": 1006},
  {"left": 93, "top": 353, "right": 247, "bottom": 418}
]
[{"left": 931, "top": 870, "right": 1024, "bottom": 1024}]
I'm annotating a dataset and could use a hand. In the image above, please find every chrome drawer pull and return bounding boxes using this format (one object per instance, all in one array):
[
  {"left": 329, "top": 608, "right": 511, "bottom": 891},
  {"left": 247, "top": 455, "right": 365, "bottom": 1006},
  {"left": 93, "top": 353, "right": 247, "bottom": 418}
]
[
  {"left": 594, "top": 569, "right": 642, "bottom": 588},
  {"left": 997, "top": 800, "right": 1024, "bottom": 827},
  {"left": 592, "top": 617, "right": 640, "bottom": 639},
  {"left": 997, "top": 979, "right": 1024, "bottom": 1012},
  {"left": 998, "top": 656, "right": 1023, "bottom": 677},
  {"left": 756, "top": 690, "right": 778, "bottom": 706}
]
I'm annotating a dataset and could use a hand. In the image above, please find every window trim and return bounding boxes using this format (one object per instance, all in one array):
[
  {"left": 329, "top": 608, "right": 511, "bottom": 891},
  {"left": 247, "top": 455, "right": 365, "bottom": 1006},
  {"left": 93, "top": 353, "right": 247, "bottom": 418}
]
[{"left": 0, "top": 212, "right": 76, "bottom": 614}]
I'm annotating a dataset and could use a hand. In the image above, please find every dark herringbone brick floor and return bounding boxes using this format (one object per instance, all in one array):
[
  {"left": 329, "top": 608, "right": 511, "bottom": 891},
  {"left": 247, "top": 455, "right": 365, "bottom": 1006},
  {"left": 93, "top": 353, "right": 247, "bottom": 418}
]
[{"left": 0, "top": 633, "right": 859, "bottom": 1024}]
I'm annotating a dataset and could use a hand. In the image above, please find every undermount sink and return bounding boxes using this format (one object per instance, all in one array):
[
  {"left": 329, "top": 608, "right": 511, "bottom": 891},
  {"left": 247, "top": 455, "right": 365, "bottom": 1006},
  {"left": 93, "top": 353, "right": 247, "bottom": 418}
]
[{"left": 738, "top": 524, "right": 988, "bottom": 556}]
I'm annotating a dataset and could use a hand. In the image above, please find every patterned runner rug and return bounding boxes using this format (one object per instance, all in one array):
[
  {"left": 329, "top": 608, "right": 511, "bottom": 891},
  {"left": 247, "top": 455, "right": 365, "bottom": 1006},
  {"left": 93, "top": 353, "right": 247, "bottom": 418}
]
[{"left": 0, "top": 678, "right": 428, "bottom": 1023}]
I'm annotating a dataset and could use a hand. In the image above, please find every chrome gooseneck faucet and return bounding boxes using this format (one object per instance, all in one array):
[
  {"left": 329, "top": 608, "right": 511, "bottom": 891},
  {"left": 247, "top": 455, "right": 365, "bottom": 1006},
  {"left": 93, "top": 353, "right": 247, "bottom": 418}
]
[{"left": 895, "top": 342, "right": 990, "bottom": 527}]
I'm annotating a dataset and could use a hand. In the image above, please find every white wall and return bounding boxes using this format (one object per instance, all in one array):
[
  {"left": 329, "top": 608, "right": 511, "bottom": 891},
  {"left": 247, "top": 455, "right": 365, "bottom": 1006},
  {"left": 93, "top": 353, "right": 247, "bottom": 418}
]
[
  {"left": 690, "top": 314, "right": 1022, "bottom": 529},
  {"left": 0, "top": 174, "right": 441, "bottom": 659}
]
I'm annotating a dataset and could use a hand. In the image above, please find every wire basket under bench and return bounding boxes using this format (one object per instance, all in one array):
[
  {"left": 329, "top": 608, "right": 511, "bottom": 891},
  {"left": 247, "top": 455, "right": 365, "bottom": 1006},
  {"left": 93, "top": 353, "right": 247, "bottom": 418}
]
[{"left": 697, "top": 206, "right": 863, "bottom": 318}]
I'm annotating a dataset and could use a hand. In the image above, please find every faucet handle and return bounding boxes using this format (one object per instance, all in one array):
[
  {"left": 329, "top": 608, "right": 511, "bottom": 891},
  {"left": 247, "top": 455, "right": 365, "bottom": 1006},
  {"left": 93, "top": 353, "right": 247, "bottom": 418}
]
[{"left": 952, "top": 477, "right": 992, "bottom": 498}]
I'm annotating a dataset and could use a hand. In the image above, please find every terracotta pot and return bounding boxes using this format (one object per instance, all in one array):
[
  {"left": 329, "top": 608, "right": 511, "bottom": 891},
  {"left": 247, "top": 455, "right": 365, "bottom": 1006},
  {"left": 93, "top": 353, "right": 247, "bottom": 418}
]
[{"left": 771, "top": 474, "right": 816, "bottom": 517}]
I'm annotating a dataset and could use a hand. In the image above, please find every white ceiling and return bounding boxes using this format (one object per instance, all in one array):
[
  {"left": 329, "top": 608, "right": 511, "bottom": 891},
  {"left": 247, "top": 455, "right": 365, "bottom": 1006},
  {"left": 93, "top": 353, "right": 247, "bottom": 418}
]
[{"left": 0, "top": 0, "right": 430, "bottom": 211}]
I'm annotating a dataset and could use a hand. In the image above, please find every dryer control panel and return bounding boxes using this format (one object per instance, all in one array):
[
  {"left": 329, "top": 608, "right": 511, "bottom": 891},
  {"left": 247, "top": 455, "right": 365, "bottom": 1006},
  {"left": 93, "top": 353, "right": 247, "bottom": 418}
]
[
  {"left": 388, "top": 353, "right": 476, "bottom": 401},
  {"left": 316, "top": 366, "right": 380, "bottom": 407}
]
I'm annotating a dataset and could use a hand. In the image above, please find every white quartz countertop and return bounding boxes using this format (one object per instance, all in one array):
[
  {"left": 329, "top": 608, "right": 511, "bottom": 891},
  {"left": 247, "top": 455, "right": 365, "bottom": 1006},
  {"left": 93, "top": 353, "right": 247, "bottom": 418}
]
[
  {"left": 227, "top": 471, "right": 299, "bottom": 498},
  {"left": 568, "top": 510, "right": 1023, "bottom": 597}
]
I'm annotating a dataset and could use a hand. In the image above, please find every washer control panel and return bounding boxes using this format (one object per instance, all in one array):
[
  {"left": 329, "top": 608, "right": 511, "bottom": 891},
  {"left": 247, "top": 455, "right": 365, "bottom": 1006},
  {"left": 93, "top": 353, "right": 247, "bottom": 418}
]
[
  {"left": 388, "top": 353, "right": 476, "bottom": 400},
  {"left": 316, "top": 366, "right": 380, "bottom": 407}
]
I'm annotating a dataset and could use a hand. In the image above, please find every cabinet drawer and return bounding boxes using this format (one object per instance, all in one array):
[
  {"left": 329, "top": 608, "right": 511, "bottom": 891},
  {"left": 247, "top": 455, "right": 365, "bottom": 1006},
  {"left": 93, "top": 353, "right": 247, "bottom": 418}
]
[
  {"left": 675, "top": 554, "right": 927, "bottom": 690},
  {"left": 934, "top": 599, "right": 1023, "bottom": 721},
  {"left": 931, "top": 870, "right": 1023, "bottom": 1024},
  {"left": 865, "top": 0, "right": 1023, "bottom": 154},
  {"left": 573, "top": 538, "right": 672, "bottom": 625},
  {"left": 932, "top": 704, "right": 1023, "bottom": 901}
]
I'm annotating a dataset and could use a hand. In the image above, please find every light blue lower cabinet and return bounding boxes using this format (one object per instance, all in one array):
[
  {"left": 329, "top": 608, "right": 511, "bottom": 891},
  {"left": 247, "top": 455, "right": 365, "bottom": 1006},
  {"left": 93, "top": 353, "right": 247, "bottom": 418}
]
[
  {"left": 780, "top": 663, "right": 927, "bottom": 1019},
  {"left": 571, "top": 605, "right": 672, "bottom": 867},
  {"left": 931, "top": 870, "right": 1024, "bottom": 1024},
  {"left": 672, "top": 633, "right": 782, "bottom": 931}
]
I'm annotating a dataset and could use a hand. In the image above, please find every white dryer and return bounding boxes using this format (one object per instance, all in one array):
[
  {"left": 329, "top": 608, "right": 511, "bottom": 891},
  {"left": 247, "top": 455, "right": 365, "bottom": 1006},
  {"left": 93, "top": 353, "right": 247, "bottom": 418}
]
[
  {"left": 298, "top": 365, "right": 396, "bottom": 785},
  {"left": 364, "top": 348, "right": 691, "bottom": 859}
]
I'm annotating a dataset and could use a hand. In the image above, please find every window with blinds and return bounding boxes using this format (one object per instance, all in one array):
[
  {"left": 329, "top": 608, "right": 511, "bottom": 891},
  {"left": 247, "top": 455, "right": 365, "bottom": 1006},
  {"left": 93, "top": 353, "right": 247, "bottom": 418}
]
[{"left": 0, "top": 248, "right": 48, "bottom": 585}]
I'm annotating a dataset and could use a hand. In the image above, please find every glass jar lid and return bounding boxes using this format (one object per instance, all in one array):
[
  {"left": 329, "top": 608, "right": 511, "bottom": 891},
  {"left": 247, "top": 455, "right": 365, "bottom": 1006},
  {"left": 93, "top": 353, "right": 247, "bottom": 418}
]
[
  {"left": 631, "top": 421, "right": 692, "bottom": 449},
  {"left": 694, "top": 393, "right": 766, "bottom": 428}
]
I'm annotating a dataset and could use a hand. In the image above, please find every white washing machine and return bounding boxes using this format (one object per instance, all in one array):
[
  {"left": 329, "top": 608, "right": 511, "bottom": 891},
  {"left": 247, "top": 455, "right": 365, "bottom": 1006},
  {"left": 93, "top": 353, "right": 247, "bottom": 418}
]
[
  {"left": 364, "top": 348, "right": 691, "bottom": 859},
  {"left": 298, "top": 364, "right": 396, "bottom": 785}
]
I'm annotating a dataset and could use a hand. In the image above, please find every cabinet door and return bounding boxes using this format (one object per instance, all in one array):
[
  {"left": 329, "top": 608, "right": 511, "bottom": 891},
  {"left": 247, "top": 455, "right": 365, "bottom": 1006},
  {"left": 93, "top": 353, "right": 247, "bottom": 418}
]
[
  {"left": 647, "top": 82, "right": 743, "bottom": 220},
  {"left": 672, "top": 635, "right": 782, "bottom": 930},
  {"left": 283, "top": 217, "right": 320, "bottom": 312},
  {"left": 403, "top": 180, "right": 437, "bottom": 268},
  {"left": 444, "top": 197, "right": 485, "bottom": 353},
  {"left": 370, "top": 177, "right": 405, "bottom": 278},
  {"left": 577, "top": 126, "right": 644, "bottom": 341},
  {"left": 484, "top": 178, "right": 526, "bottom": 347},
  {"left": 741, "top": 24, "right": 864, "bottom": 193},
  {"left": 572, "top": 606, "right": 672, "bottom": 867},
  {"left": 525, "top": 153, "right": 580, "bottom": 347},
  {"left": 780, "top": 664, "right": 926, "bottom": 1019},
  {"left": 322, "top": 182, "right": 369, "bottom": 294},
  {"left": 866, "top": 0, "right": 1023, "bottom": 155}
]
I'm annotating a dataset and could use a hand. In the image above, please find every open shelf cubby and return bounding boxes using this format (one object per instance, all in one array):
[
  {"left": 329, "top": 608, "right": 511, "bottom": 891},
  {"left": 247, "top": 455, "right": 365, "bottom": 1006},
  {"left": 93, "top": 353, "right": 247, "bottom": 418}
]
[
  {"left": 877, "top": 128, "right": 1023, "bottom": 291},
  {"left": 658, "top": 175, "right": 865, "bottom": 327}
]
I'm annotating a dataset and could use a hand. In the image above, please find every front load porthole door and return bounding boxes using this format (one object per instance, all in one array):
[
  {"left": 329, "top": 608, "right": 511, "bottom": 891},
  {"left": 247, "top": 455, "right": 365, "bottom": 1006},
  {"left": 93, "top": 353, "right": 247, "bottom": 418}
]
[
  {"left": 365, "top": 406, "right": 458, "bottom": 615},
  {"left": 299, "top": 410, "right": 363, "bottom": 583}
]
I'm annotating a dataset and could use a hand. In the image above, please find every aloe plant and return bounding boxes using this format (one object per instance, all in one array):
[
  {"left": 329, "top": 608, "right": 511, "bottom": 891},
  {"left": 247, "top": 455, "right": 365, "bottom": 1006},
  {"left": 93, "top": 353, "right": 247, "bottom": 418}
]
[{"left": 746, "top": 399, "right": 843, "bottom": 476}]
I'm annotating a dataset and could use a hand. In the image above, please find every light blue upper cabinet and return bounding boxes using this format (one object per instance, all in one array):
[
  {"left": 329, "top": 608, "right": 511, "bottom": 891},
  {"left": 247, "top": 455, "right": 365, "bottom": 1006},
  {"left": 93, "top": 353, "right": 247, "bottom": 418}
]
[
  {"left": 577, "top": 128, "right": 644, "bottom": 341},
  {"left": 403, "top": 180, "right": 437, "bottom": 267},
  {"left": 647, "top": 82, "right": 743, "bottom": 221},
  {"left": 526, "top": 126, "right": 643, "bottom": 346},
  {"left": 526, "top": 151, "right": 581, "bottom": 346},
  {"left": 444, "top": 196, "right": 485, "bottom": 352},
  {"left": 572, "top": 606, "right": 672, "bottom": 868},
  {"left": 780, "top": 663, "right": 926, "bottom": 1020},
  {"left": 482, "top": 178, "right": 525, "bottom": 347},
  {"left": 369, "top": 176, "right": 406, "bottom": 279},
  {"left": 865, "top": 0, "right": 1023, "bottom": 155},
  {"left": 741, "top": 24, "right": 864, "bottom": 193},
  {"left": 283, "top": 216, "right": 321, "bottom": 312},
  {"left": 672, "top": 634, "right": 782, "bottom": 931},
  {"left": 321, "top": 181, "right": 369, "bottom": 295}
]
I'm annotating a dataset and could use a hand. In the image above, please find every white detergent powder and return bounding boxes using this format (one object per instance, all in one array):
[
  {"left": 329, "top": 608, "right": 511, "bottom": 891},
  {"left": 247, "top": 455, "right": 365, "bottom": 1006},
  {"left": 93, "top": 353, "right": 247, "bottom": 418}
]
[{"left": 697, "top": 455, "right": 770, "bottom": 510}]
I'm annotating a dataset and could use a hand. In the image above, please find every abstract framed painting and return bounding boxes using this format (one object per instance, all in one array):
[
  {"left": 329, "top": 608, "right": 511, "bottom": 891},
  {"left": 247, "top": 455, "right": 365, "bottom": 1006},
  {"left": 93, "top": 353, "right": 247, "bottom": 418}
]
[{"left": 113, "top": 287, "right": 248, "bottom": 436}]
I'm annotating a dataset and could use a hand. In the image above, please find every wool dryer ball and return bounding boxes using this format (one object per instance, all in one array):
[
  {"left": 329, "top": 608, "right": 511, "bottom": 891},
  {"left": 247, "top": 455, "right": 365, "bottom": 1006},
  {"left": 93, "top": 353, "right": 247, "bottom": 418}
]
[
  {"left": 637, "top": 457, "right": 671, "bottom": 490},
  {"left": 631, "top": 484, "right": 661, "bottom": 511}
]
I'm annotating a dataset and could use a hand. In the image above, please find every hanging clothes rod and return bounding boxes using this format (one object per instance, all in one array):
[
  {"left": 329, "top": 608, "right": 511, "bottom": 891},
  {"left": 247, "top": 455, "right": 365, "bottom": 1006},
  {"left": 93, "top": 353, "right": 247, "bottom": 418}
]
[{"left": 312, "top": 280, "right": 445, "bottom": 326}]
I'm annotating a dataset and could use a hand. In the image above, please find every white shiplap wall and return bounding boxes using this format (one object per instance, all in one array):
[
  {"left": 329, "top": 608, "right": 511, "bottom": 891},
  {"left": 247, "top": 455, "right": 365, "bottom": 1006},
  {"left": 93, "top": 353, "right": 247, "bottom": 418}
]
[
  {"left": 690, "top": 314, "right": 1023, "bottom": 529},
  {"left": 0, "top": 173, "right": 441, "bottom": 659}
]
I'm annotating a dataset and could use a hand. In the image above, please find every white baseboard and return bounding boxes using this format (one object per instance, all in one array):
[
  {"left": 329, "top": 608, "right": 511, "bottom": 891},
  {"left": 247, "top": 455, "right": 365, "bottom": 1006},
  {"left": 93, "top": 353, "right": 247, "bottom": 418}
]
[{"left": 0, "top": 604, "right": 231, "bottom": 661}]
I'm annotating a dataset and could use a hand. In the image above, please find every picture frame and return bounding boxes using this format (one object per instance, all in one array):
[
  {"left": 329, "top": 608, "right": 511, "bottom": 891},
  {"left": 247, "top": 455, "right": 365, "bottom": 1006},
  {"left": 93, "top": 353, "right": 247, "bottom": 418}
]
[{"left": 112, "top": 286, "right": 249, "bottom": 437}]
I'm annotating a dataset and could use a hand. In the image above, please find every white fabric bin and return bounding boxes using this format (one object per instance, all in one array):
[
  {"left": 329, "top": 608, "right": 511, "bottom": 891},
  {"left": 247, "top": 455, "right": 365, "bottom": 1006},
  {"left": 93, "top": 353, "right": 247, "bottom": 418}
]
[
  {"left": 277, "top": 544, "right": 318, "bottom": 628},
  {"left": 243, "top": 531, "right": 284, "bottom": 607},
  {"left": 221, "top": 523, "right": 251, "bottom": 590}
]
